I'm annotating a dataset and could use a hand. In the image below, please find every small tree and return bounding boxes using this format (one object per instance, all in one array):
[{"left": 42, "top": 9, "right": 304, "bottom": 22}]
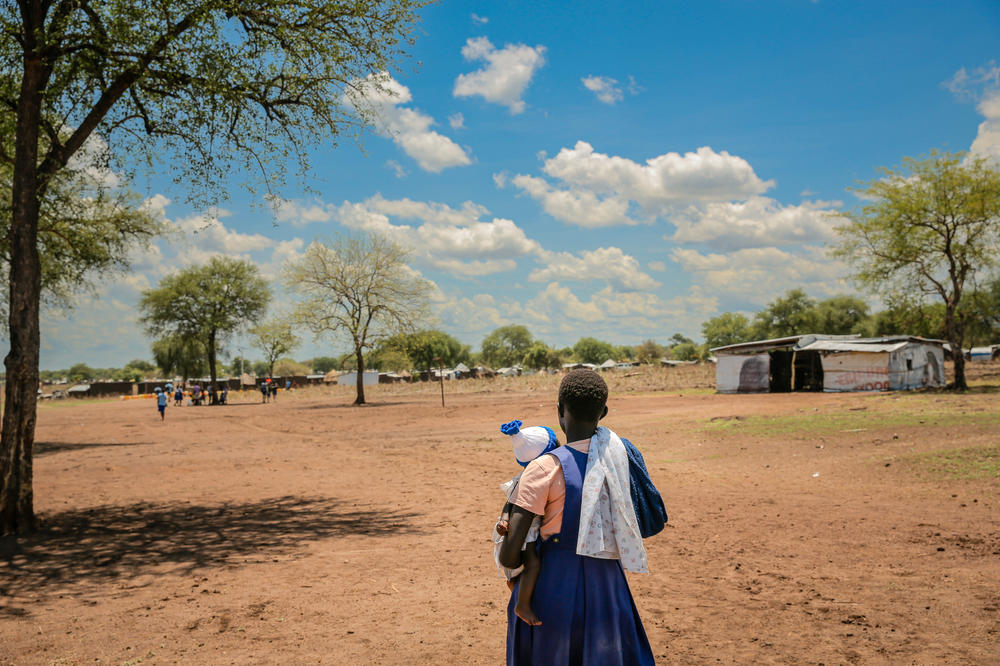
[
  {"left": 284, "top": 233, "right": 431, "bottom": 404},
  {"left": 573, "top": 337, "right": 616, "bottom": 365},
  {"left": 635, "top": 340, "right": 664, "bottom": 365},
  {"left": 751, "top": 289, "right": 819, "bottom": 339},
  {"left": 834, "top": 151, "right": 1000, "bottom": 389},
  {"left": 702, "top": 313, "right": 752, "bottom": 349},
  {"left": 310, "top": 356, "right": 341, "bottom": 374},
  {"left": 522, "top": 341, "right": 557, "bottom": 370},
  {"left": 480, "top": 325, "right": 533, "bottom": 368},
  {"left": 140, "top": 257, "right": 270, "bottom": 388},
  {"left": 250, "top": 319, "right": 301, "bottom": 378}
]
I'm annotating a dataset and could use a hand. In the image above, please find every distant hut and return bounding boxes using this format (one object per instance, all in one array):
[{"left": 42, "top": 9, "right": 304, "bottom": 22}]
[
  {"left": 712, "top": 334, "right": 946, "bottom": 393},
  {"left": 599, "top": 359, "right": 617, "bottom": 371}
]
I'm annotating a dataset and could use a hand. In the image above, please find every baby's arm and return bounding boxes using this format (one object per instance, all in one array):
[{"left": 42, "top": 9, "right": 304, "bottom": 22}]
[{"left": 498, "top": 505, "right": 537, "bottom": 570}]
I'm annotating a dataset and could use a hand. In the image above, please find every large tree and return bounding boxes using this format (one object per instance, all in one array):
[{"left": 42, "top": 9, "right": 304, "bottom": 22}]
[
  {"left": 380, "top": 329, "right": 470, "bottom": 372},
  {"left": 0, "top": 0, "right": 425, "bottom": 534},
  {"left": 480, "top": 325, "right": 533, "bottom": 368},
  {"left": 284, "top": 233, "right": 431, "bottom": 405},
  {"left": 140, "top": 257, "right": 270, "bottom": 388},
  {"left": 151, "top": 334, "right": 208, "bottom": 382},
  {"left": 573, "top": 336, "right": 615, "bottom": 365},
  {"left": 834, "top": 151, "right": 1000, "bottom": 389},
  {"left": 751, "top": 288, "right": 819, "bottom": 339}
]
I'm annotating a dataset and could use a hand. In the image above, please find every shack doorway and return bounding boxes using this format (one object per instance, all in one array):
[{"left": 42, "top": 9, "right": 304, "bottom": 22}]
[
  {"left": 769, "top": 350, "right": 794, "bottom": 392},
  {"left": 793, "top": 350, "right": 824, "bottom": 391}
]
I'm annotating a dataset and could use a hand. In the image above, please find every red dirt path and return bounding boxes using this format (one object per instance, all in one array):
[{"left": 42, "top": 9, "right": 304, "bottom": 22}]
[{"left": 1, "top": 377, "right": 998, "bottom": 664}]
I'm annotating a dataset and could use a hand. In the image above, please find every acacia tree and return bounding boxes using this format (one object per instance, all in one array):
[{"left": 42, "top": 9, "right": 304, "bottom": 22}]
[
  {"left": 284, "top": 233, "right": 431, "bottom": 405},
  {"left": 0, "top": 0, "right": 425, "bottom": 534},
  {"left": 250, "top": 318, "right": 300, "bottom": 378},
  {"left": 834, "top": 151, "right": 1000, "bottom": 390},
  {"left": 140, "top": 257, "right": 270, "bottom": 388}
]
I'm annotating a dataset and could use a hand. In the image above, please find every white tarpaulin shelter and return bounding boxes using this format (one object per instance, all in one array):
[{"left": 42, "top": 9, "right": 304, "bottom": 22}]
[{"left": 712, "top": 335, "right": 946, "bottom": 393}]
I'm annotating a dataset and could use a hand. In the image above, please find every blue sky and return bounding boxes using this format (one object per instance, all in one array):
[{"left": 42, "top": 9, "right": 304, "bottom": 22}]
[{"left": 38, "top": 0, "right": 1000, "bottom": 369}]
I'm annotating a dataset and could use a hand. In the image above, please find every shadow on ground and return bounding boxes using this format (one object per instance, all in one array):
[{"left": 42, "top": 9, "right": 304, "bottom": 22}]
[
  {"left": 0, "top": 496, "right": 418, "bottom": 609},
  {"left": 34, "top": 441, "right": 154, "bottom": 456}
]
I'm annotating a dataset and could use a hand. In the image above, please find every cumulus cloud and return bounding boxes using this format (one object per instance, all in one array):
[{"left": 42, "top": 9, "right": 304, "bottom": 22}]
[
  {"left": 669, "top": 196, "right": 846, "bottom": 251},
  {"left": 173, "top": 209, "right": 275, "bottom": 255},
  {"left": 333, "top": 195, "right": 542, "bottom": 277},
  {"left": 509, "top": 174, "right": 635, "bottom": 227},
  {"left": 449, "top": 112, "right": 466, "bottom": 129},
  {"left": 347, "top": 72, "right": 472, "bottom": 172},
  {"left": 509, "top": 141, "right": 773, "bottom": 227},
  {"left": 671, "top": 245, "right": 849, "bottom": 305},
  {"left": 530, "top": 247, "right": 660, "bottom": 291},
  {"left": 943, "top": 61, "right": 1000, "bottom": 161},
  {"left": 453, "top": 37, "right": 546, "bottom": 114},
  {"left": 268, "top": 196, "right": 334, "bottom": 226},
  {"left": 581, "top": 76, "right": 624, "bottom": 105}
]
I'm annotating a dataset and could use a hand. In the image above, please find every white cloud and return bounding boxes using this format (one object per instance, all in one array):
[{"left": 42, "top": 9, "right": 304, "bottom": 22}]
[
  {"left": 268, "top": 196, "right": 334, "bottom": 226},
  {"left": 509, "top": 141, "right": 773, "bottom": 227},
  {"left": 971, "top": 91, "right": 1000, "bottom": 161},
  {"left": 334, "top": 195, "right": 542, "bottom": 277},
  {"left": 453, "top": 37, "right": 546, "bottom": 114},
  {"left": 172, "top": 210, "right": 275, "bottom": 255},
  {"left": 448, "top": 112, "right": 466, "bottom": 130},
  {"left": 943, "top": 61, "right": 1000, "bottom": 101},
  {"left": 671, "top": 245, "right": 848, "bottom": 305},
  {"left": 386, "top": 160, "right": 408, "bottom": 178},
  {"left": 470, "top": 13, "right": 489, "bottom": 25},
  {"left": 542, "top": 141, "right": 773, "bottom": 207},
  {"left": 347, "top": 72, "right": 472, "bottom": 172},
  {"left": 581, "top": 76, "right": 623, "bottom": 105},
  {"left": 530, "top": 247, "right": 660, "bottom": 291},
  {"left": 510, "top": 174, "right": 635, "bottom": 227},
  {"left": 669, "top": 196, "right": 846, "bottom": 250},
  {"left": 648, "top": 260, "right": 667, "bottom": 272}
]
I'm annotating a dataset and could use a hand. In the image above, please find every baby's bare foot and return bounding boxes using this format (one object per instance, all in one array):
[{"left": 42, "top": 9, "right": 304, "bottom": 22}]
[{"left": 515, "top": 602, "right": 542, "bottom": 626}]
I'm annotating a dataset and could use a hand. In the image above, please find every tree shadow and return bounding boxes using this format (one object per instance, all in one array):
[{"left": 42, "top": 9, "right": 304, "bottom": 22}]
[
  {"left": 0, "top": 496, "right": 418, "bottom": 611},
  {"left": 294, "top": 400, "right": 413, "bottom": 411},
  {"left": 34, "top": 441, "right": 154, "bottom": 457}
]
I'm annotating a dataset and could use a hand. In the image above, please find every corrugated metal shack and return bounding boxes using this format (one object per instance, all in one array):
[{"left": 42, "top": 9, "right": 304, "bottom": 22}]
[{"left": 711, "top": 335, "right": 946, "bottom": 393}]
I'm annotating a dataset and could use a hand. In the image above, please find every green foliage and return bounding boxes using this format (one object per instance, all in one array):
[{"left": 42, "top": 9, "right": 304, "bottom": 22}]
[
  {"left": 284, "top": 233, "right": 431, "bottom": 404},
  {"left": 751, "top": 289, "right": 819, "bottom": 339},
  {"left": 522, "top": 341, "right": 563, "bottom": 370},
  {"left": 380, "top": 329, "right": 469, "bottom": 371},
  {"left": 813, "top": 295, "right": 870, "bottom": 335},
  {"left": 309, "top": 356, "right": 340, "bottom": 374},
  {"left": 834, "top": 151, "right": 1000, "bottom": 389},
  {"left": 228, "top": 356, "right": 253, "bottom": 376},
  {"left": 634, "top": 340, "right": 665, "bottom": 365},
  {"left": 140, "top": 257, "right": 270, "bottom": 384},
  {"left": 701, "top": 313, "right": 752, "bottom": 349},
  {"left": 669, "top": 342, "right": 699, "bottom": 361},
  {"left": 250, "top": 319, "right": 301, "bottom": 378},
  {"left": 480, "top": 325, "right": 533, "bottom": 368},
  {"left": 669, "top": 333, "right": 693, "bottom": 346},
  {"left": 67, "top": 363, "right": 94, "bottom": 382},
  {"left": 151, "top": 335, "right": 209, "bottom": 381},
  {"left": 367, "top": 349, "right": 411, "bottom": 373},
  {"left": 272, "top": 358, "right": 311, "bottom": 377},
  {"left": 0, "top": 148, "right": 166, "bottom": 320},
  {"left": 251, "top": 361, "right": 270, "bottom": 377},
  {"left": 573, "top": 337, "right": 615, "bottom": 364}
]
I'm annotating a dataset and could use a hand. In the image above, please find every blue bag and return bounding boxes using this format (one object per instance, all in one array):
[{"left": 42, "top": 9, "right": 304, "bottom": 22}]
[{"left": 621, "top": 438, "right": 668, "bottom": 538}]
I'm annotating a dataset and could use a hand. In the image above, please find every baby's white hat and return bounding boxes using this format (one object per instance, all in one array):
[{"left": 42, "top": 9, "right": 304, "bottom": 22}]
[{"left": 501, "top": 419, "right": 558, "bottom": 467}]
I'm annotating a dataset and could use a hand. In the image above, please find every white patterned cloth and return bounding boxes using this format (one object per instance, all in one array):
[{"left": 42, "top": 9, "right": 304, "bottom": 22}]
[
  {"left": 493, "top": 474, "right": 542, "bottom": 579},
  {"left": 577, "top": 426, "right": 649, "bottom": 573}
]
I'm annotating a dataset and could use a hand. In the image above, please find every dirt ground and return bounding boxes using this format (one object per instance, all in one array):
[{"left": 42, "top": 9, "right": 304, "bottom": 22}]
[{"left": 2, "top": 366, "right": 999, "bottom": 665}]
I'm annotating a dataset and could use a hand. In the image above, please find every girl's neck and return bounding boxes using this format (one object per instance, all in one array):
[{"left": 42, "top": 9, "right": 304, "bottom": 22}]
[{"left": 564, "top": 422, "right": 598, "bottom": 444}]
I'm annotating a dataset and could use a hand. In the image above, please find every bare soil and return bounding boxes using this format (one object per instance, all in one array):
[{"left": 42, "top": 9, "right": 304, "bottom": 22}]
[{"left": 2, "top": 367, "right": 999, "bottom": 664}]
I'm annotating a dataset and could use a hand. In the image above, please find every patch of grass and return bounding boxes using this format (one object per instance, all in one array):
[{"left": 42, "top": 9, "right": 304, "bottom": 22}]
[
  {"left": 903, "top": 446, "right": 1000, "bottom": 480},
  {"left": 702, "top": 407, "right": 1000, "bottom": 436}
]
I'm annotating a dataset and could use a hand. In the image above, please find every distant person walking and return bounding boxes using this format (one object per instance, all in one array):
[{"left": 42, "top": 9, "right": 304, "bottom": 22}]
[
  {"left": 173, "top": 385, "right": 183, "bottom": 406},
  {"left": 155, "top": 387, "right": 167, "bottom": 421},
  {"left": 260, "top": 379, "right": 270, "bottom": 403}
]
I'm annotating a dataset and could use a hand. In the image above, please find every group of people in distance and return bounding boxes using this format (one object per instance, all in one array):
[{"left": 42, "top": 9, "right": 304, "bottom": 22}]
[
  {"left": 152, "top": 381, "right": 229, "bottom": 421},
  {"left": 495, "top": 369, "right": 663, "bottom": 665}
]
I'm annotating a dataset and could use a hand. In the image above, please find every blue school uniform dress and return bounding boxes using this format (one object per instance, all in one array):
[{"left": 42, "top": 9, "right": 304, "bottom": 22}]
[{"left": 506, "top": 445, "right": 655, "bottom": 665}]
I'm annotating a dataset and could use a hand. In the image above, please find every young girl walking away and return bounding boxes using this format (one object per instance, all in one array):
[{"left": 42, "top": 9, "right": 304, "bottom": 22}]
[
  {"left": 494, "top": 420, "right": 558, "bottom": 626},
  {"left": 499, "top": 369, "right": 655, "bottom": 665}
]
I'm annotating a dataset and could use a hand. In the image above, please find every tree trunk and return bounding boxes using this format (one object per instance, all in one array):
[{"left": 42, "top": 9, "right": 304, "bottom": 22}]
[
  {"left": 1, "top": 29, "right": 47, "bottom": 535},
  {"left": 208, "top": 331, "right": 217, "bottom": 387},
  {"left": 354, "top": 348, "right": 366, "bottom": 405},
  {"left": 945, "top": 304, "right": 967, "bottom": 390}
]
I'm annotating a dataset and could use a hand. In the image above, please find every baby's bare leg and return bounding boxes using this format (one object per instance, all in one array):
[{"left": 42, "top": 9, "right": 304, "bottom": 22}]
[{"left": 514, "top": 543, "right": 542, "bottom": 626}]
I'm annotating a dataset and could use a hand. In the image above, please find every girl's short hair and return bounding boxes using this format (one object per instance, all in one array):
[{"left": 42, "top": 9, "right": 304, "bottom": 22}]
[{"left": 558, "top": 369, "right": 608, "bottom": 421}]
